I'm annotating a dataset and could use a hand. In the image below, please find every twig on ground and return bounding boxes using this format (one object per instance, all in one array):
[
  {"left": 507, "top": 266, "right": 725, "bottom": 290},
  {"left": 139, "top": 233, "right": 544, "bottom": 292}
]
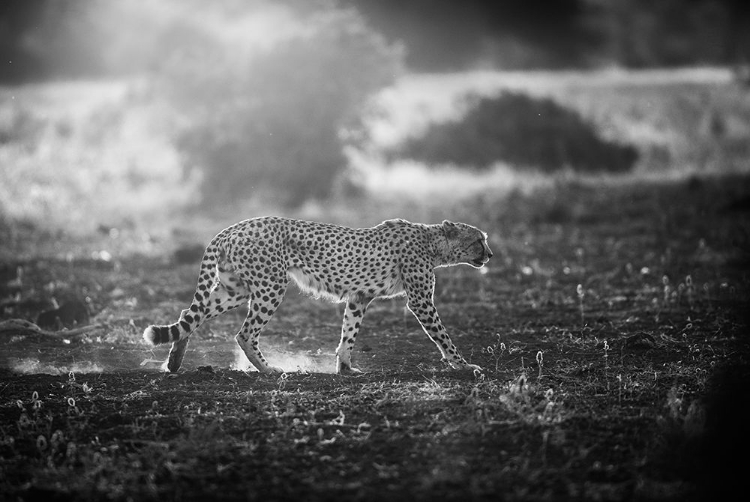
[{"left": 0, "top": 319, "right": 103, "bottom": 338}]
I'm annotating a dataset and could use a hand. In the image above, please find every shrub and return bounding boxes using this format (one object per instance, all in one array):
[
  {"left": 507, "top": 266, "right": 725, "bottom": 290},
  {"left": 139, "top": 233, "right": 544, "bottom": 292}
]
[
  {"left": 160, "top": 6, "right": 402, "bottom": 208},
  {"left": 393, "top": 92, "right": 638, "bottom": 173}
]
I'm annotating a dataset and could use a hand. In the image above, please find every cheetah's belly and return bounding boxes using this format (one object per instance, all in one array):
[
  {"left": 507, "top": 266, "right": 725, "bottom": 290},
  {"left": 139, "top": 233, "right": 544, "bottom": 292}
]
[{"left": 286, "top": 263, "right": 405, "bottom": 303}]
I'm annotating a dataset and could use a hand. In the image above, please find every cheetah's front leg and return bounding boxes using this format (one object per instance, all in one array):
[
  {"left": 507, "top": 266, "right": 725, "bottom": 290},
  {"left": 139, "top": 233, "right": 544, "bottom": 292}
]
[
  {"left": 336, "top": 295, "right": 372, "bottom": 374},
  {"left": 407, "top": 297, "right": 482, "bottom": 371},
  {"left": 404, "top": 272, "right": 482, "bottom": 372}
]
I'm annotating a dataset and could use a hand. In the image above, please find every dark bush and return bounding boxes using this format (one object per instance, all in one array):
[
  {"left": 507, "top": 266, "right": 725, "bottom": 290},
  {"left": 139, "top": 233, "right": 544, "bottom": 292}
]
[
  {"left": 394, "top": 92, "right": 638, "bottom": 173},
  {"left": 161, "top": 6, "right": 402, "bottom": 208}
]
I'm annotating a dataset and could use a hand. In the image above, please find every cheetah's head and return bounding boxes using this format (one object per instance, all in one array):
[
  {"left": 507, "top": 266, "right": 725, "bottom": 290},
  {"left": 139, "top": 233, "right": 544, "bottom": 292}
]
[{"left": 440, "top": 220, "right": 493, "bottom": 269}]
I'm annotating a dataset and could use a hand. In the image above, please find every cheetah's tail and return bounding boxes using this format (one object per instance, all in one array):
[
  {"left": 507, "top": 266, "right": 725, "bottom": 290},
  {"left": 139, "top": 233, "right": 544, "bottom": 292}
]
[{"left": 142, "top": 238, "right": 224, "bottom": 346}]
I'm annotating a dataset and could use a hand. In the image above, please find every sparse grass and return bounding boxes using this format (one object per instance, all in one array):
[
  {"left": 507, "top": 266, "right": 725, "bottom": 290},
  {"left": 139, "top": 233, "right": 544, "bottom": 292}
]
[{"left": 1, "top": 172, "right": 748, "bottom": 500}]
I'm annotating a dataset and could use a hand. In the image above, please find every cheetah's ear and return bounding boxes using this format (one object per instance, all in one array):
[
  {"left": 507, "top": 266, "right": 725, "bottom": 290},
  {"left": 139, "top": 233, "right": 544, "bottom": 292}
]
[{"left": 442, "top": 220, "right": 459, "bottom": 239}]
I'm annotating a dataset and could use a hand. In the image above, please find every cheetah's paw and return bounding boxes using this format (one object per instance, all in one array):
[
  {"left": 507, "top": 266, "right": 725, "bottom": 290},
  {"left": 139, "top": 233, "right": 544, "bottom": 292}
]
[
  {"left": 464, "top": 363, "right": 483, "bottom": 372},
  {"left": 446, "top": 359, "right": 483, "bottom": 372},
  {"left": 261, "top": 365, "right": 285, "bottom": 375},
  {"left": 337, "top": 364, "right": 364, "bottom": 376}
]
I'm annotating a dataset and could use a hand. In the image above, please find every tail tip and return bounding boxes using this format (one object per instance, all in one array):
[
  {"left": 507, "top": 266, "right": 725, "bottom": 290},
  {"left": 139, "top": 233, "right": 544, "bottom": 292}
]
[{"left": 143, "top": 325, "right": 159, "bottom": 345}]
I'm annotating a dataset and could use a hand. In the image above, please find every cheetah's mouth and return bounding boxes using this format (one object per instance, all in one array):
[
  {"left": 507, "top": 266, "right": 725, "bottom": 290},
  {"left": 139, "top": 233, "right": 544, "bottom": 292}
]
[{"left": 471, "top": 258, "right": 487, "bottom": 267}]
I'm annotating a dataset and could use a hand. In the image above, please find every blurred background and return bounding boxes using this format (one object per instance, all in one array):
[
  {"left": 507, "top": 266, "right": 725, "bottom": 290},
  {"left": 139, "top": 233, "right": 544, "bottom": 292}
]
[{"left": 1, "top": 0, "right": 749, "bottom": 247}]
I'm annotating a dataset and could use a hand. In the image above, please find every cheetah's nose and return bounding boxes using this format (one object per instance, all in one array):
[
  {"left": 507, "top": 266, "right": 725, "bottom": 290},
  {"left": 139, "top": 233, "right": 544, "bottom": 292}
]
[{"left": 488, "top": 250, "right": 493, "bottom": 259}]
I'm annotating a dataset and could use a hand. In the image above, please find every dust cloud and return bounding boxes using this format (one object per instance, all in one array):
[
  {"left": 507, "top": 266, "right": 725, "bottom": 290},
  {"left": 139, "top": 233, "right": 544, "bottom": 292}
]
[
  {"left": 11, "top": 358, "right": 104, "bottom": 375},
  {"left": 230, "top": 344, "right": 335, "bottom": 374},
  {"left": 2, "top": 336, "right": 335, "bottom": 376}
]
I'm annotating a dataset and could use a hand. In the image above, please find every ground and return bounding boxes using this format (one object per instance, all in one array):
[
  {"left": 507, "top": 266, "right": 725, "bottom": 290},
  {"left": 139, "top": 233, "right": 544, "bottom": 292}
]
[{"left": 1, "top": 174, "right": 749, "bottom": 501}]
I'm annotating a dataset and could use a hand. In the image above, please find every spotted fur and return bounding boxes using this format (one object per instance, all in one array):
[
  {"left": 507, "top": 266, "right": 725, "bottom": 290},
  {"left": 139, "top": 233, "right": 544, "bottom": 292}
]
[{"left": 143, "top": 217, "right": 492, "bottom": 374}]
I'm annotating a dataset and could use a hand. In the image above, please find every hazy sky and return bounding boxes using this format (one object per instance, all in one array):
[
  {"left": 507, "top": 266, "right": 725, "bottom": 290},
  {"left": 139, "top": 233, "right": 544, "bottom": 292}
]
[{"left": 2, "top": 0, "right": 749, "bottom": 83}]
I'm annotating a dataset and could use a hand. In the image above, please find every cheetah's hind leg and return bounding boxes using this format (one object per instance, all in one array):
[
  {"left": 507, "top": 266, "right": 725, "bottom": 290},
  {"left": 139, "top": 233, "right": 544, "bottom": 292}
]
[
  {"left": 142, "top": 306, "right": 198, "bottom": 373},
  {"left": 145, "top": 276, "right": 250, "bottom": 373},
  {"left": 234, "top": 285, "right": 287, "bottom": 375},
  {"left": 335, "top": 296, "right": 372, "bottom": 375},
  {"left": 165, "top": 286, "right": 250, "bottom": 372},
  {"left": 166, "top": 336, "right": 190, "bottom": 373}
]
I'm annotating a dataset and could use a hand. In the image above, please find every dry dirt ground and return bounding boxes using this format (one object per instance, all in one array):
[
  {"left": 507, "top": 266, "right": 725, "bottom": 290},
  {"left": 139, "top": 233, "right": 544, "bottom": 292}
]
[{"left": 1, "top": 175, "right": 749, "bottom": 501}]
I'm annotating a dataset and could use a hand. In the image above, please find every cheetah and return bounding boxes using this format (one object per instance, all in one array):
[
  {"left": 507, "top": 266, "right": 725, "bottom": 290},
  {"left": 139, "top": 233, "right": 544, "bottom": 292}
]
[{"left": 143, "top": 217, "right": 492, "bottom": 375}]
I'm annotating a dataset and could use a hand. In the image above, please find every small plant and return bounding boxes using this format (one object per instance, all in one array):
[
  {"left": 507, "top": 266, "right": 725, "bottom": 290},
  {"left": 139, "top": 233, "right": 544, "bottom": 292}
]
[
  {"left": 494, "top": 373, "right": 563, "bottom": 425},
  {"left": 536, "top": 350, "right": 544, "bottom": 381},
  {"left": 483, "top": 334, "right": 507, "bottom": 372},
  {"left": 577, "top": 284, "right": 585, "bottom": 327},
  {"left": 663, "top": 275, "right": 672, "bottom": 307},
  {"left": 664, "top": 386, "right": 705, "bottom": 438},
  {"left": 603, "top": 340, "right": 611, "bottom": 394},
  {"left": 277, "top": 372, "right": 289, "bottom": 391},
  {"left": 685, "top": 275, "right": 695, "bottom": 309}
]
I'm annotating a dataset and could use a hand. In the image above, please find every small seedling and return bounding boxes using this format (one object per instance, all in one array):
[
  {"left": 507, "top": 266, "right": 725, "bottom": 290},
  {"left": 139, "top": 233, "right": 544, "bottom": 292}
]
[
  {"left": 577, "top": 284, "right": 585, "bottom": 328},
  {"left": 484, "top": 334, "right": 507, "bottom": 372},
  {"left": 685, "top": 275, "right": 694, "bottom": 309},
  {"left": 662, "top": 275, "right": 671, "bottom": 307},
  {"left": 536, "top": 350, "right": 544, "bottom": 381},
  {"left": 603, "top": 340, "right": 610, "bottom": 393},
  {"left": 277, "top": 372, "right": 289, "bottom": 391}
]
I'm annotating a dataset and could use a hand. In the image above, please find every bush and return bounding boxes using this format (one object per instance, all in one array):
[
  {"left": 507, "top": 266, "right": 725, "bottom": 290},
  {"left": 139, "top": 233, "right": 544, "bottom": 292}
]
[
  {"left": 160, "top": 5, "right": 402, "bottom": 208},
  {"left": 393, "top": 92, "right": 638, "bottom": 173}
]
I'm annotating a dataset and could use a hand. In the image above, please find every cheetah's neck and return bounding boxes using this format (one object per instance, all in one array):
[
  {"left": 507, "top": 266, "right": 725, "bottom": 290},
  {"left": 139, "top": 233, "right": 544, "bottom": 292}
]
[{"left": 427, "top": 224, "right": 452, "bottom": 268}]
